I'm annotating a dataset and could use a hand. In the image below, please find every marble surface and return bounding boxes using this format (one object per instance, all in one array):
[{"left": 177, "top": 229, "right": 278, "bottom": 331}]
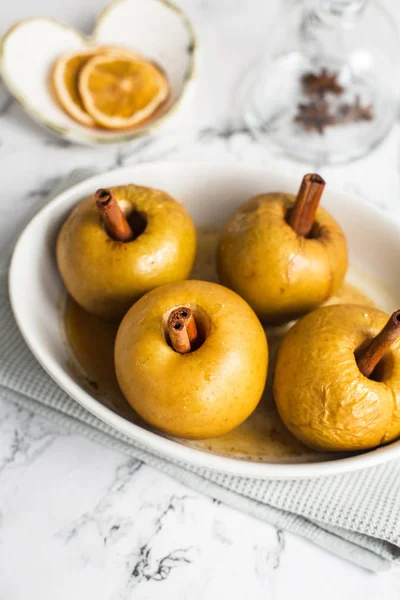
[{"left": 2, "top": 0, "right": 400, "bottom": 597}]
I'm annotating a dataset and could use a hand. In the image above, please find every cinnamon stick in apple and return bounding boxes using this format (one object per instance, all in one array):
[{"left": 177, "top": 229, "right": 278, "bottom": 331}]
[
  {"left": 95, "top": 188, "right": 133, "bottom": 242},
  {"left": 357, "top": 310, "right": 400, "bottom": 378},
  {"left": 289, "top": 174, "right": 325, "bottom": 237},
  {"left": 168, "top": 307, "right": 199, "bottom": 354}
]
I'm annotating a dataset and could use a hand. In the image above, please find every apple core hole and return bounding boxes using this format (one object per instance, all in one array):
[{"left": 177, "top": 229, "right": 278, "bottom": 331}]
[
  {"left": 127, "top": 210, "right": 147, "bottom": 239},
  {"left": 162, "top": 304, "right": 212, "bottom": 352},
  {"left": 354, "top": 341, "right": 394, "bottom": 382},
  {"left": 307, "top": 222, "right": 322, "bottom": 240},
  {"left": 100, "top": 200, "right": 147, "bottom": 242},
  {"left": 368, "top": 353, "right": 393, "bottom": 382},
  {"left": 286, "top": 208, "right": 321, "bottom": 240}
]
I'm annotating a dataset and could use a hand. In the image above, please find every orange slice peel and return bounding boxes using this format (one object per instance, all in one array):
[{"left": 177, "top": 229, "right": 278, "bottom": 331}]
[{"left": 78, "top": 54, "right": 169, "bottom": 130}]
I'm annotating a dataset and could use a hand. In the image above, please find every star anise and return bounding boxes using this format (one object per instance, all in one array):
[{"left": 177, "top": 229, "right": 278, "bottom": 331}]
[
  {"left": 337, "top": 95, "right": 373, "bottom": 124},
  {"left": 301, "top": 69, "right": 344, "bottom": 98},
  {"left": 295, "top": 101, "right": 336, "bottom": 134}
]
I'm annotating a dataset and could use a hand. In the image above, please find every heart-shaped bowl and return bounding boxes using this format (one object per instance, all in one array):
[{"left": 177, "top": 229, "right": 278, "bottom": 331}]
[
  {"left": 0, "top": 0, "right": 195, "bottom": 144},
  {"left": 9, "top": 162, "right": 400, "bottom": 479}
]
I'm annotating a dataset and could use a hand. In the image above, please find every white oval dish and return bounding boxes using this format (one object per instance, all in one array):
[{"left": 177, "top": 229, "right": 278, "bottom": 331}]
[
  {"left": 9, "top": 162, "right": 400, "bottom": 479},
  {"left": 0, "top": 0, "right": 195, "bottom": 145}
]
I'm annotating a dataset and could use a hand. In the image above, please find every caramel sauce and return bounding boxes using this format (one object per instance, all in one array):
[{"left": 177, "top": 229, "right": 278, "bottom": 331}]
[{"left": 64, "top": 228, "right": 387, "bottom": 463}]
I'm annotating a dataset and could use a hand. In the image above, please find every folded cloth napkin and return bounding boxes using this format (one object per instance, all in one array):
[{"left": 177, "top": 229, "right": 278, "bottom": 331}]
[{"left": 2, "top": 169, "right": 400, "bottom": 573}]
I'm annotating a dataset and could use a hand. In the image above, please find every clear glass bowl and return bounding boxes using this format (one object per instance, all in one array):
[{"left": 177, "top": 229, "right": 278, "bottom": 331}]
[{"left": 236, "top": 0, "right": 399, "bottom": 164}]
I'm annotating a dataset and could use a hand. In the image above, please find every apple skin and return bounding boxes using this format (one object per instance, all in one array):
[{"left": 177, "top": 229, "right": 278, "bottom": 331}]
[
  {"left": 217, "top": 193, "right": 348, "bottom": 324},
  {"left": 57, "top": 184, "right": 196, "bottom": 318},
  {"left": 114, "top": 280, "right": 268, "bottom": 439},
  {"left": 273, "top": 304, "right": 400, "bottom": 452}
]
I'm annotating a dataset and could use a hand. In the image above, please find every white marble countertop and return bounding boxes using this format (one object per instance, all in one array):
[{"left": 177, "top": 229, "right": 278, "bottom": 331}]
[{"left": 2, "top": 0, "right": 400, "bottom": 597}]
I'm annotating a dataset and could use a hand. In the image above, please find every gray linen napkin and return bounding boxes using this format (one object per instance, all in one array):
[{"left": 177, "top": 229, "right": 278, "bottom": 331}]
[{"left": 2, "top": 169, "right": 400, "bottom": 573}]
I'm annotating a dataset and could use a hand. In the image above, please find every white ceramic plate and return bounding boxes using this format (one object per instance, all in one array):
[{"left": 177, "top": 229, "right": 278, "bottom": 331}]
[
  {"left": 9, "top": 162, "right": 400, "bottom": 479},
  {"left": 0, "top": 0, "right": 195, "bottom": 145}
]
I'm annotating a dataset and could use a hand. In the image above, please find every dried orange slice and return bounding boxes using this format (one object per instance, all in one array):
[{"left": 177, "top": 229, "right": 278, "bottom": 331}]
[
  {"left": 51, "top": 47, "right": 142, "bottom": 127},
  {"left": 78, "top": 54, "right": 169, "bottom": 130}
]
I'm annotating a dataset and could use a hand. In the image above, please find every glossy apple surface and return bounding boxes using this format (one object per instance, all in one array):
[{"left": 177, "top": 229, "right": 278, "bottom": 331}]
[
  {"left": 115, "top": 280, "right": 268, "bottom": 439},
  {"left": 217, "top": 192, "right": 348, "bottom": 324},
  {"left": 57, "top": 184, "right": 196, "bottom": 317},
  {"left": 274, "top": 304, "right": 400, "bottom": 451}
]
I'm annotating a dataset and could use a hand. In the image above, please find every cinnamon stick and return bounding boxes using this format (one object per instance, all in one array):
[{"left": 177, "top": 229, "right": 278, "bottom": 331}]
[
  {"left": 357, "top": 310, "right": 400, "bottom": 378},
  {"left": 289, "top": 174, "right": 325, "bottom": 237},
  {"left": 168, "top": 307, "right": 199, "bottom": 354},
  {"left": 95, "top": 188, "right": 133, "bottom": 242}
]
